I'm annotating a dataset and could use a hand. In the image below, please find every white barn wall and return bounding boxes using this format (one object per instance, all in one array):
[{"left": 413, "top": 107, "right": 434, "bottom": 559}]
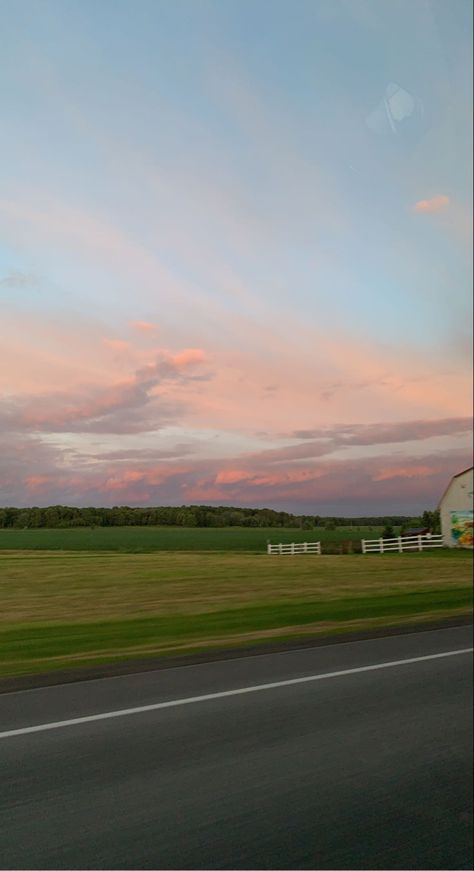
[{"left": 439, "top": 467, "right": 474, "bottom": 548}]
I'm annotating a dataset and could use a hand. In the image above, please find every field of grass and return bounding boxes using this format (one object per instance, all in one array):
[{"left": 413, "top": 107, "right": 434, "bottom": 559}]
[
  {"left": 1, "top": 550, "right": 471, "bottom": 678},
  {"left": 0, "top": 525, "right": 389, "bottom": 552}
]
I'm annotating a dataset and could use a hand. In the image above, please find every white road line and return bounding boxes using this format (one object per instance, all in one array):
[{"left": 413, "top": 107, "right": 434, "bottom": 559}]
[{"left": 1, "top": 647, "right": 472, "bottom": 740}]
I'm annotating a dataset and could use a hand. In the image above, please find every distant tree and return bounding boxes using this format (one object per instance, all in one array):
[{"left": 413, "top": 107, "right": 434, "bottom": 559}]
[
  {"left": 422, "top": 509, "right": 441, "bottom": 534},
  {"left": 241, "top": 515, "right": 259, "bottom": 527},
  {"left": 288, "top": 519, "right": 300, "bottom": 528},
  {"left": 210, "top": 512, "right": 226, "bottom": 527},
  {"left": 382, "top": 525, "right": 395, "bottom": 539},
  {"left": 193, "top": 507, "right": 209, "bottom": 527},
  {"left": 176, "top": 509, "right": 197, "bottom": 527}
]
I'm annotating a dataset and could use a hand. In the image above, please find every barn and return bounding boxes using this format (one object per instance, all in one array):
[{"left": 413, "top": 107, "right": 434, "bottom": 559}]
[{"left": 438, "top": 466, "right": 473, "bottom": 548}]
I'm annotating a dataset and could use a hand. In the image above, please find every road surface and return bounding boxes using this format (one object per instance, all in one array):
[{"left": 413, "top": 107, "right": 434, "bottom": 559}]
[{"left": 0, "top": 625, "right": 472, "bottom": 869}]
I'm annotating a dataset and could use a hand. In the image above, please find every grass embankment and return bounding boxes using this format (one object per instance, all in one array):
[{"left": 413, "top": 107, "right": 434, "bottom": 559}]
[
  {"left": 0, "top": 550, "right": 472, "bottom": 678},
  {"left": 0, "top": 525, "right": 386, "bottom": 552}
]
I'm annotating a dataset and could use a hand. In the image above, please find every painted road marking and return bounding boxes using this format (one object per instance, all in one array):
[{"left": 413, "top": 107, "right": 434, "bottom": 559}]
[{"left": 1, "top": 647, "right": 472, "bottom": 740}]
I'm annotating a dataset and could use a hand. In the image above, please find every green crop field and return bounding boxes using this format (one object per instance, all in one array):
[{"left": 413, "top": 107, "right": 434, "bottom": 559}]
[
  {"left": 0, "top": 550, "right": 471, "bottom": 679},
  {"left": 0, "top": 525, "right": 388, "bottom": 552}
]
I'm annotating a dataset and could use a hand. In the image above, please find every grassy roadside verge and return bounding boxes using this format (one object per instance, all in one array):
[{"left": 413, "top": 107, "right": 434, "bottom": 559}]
[{"left": 1, "top": 551, "right": 472, "bottom": 678}]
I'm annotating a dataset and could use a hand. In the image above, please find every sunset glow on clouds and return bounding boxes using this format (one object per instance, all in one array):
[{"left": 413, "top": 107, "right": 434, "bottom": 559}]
[
  {"left": 414, "top": 195, "right": 450, "bottom": 214},
  {"left": 0, "top": 0, "right": 472, "bottom": 514}
]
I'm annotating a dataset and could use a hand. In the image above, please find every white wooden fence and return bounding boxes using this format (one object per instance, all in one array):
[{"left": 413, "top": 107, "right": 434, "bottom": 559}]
[
  {"left": 267, "top": 541, "right": 321, "bottom": 555},
  {"left": 362, "top": 533, "right": 443, "bottom": 554}
]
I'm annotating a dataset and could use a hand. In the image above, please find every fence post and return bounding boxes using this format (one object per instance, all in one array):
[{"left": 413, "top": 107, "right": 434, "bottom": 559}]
[
  {"left": 418, "top": 535, "right": 422, "bottom": 552},
  {"left": 267, "top": 543, "right": 271, "bottom": 555},
  {"left": 279, "top": 543, "right": 283, "bottom": 555},
  {"left": 398, "top": 536, "right": 403, "bottom": 553},
  {"left": 362, "top": 539, "right": 366, "bottom": 554},
  {"left": 291, "top": 543, "right": 295, "bottom": 555},
  {"left": 303, "top": 542, "right": 308, "bottom": 553},
  {"left": 380, "top": 537, "right": 384, "bottom": 554},
  {"left": 317, "top": 542, "right": 321, "bottom": 555}
]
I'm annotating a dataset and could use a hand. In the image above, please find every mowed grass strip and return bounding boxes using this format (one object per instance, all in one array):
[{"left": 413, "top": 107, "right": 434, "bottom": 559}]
[
  {"left": 0, "top": 551, "right": 472, "bottom": 677},
  {"left": 0, "top": 525, "right": 387, "bottom": 552},
  {"left": 1, "top": 588, "right": 472, "bottom": 676},
  {"left": 1, "top": 551, "right": 473, "bottom": 625}
]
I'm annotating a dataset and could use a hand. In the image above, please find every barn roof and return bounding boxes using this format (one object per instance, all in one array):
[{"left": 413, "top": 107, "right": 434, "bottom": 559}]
[
  {"left": 438, "top": 466, "right": 474, "bottom": 509},
  {"left": 452, "top": 466, "right": 474, "bottom": 479}
]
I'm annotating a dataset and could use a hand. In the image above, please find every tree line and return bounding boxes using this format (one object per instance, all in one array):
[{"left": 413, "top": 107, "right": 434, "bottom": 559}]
[{"left": 0, "top": 505, "right": 426, "bottom": 530}]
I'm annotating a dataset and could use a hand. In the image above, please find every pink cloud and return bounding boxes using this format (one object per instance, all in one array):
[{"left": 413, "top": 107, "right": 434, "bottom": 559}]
[
  {"left": 372, "top": 465, "right": 435, "bottom": 482},
  {"left": 414, "top": 195, "right": 450, "bottom": 214},
  {"left": 216, "top": 469, "right": 252, "bottom": 484},
  {"left": 213, "top": 467, "right": 328, "bottom": 491},
  {"left": 24, "top": 474, "right": 51, "bottom": 493},
  {"left": 2, "top": 298, "right": 471, "bottom": 442},
  {"left": 4, "top": 426, "right": 471, "bottom": 513},
  {"left": 184, "top": 453, "right": 470, "bottom": 512},
  {"left": 16, "top": 379, "right": 144, "bottom": 429},
  {"left": 170, "top": 348, "right": 207, "bottom": 369},
  {"left": 0, "top": 309, "right": 124, "bottom": 395},
  {"left": 103, "top": 338, "right": 131, "bottom": 354},
  {"left": 182, "top": 332, "right": 471, "bottom": 438},
  {"left": 249, "top": 469, "right": 327, "bottom": 487},
  {"left": 0, "top": 342, "right": 211, "bottom": 434},
  {"left": 135, "top": 348, "right": 209, "bottom": 385},
  {"left": 101, "top": 465, "right": 190, "bottom": 493},
  {"left": 102, "top": 469, "right": 145, "bottom": 491},
  {"left": 129, "top": 321, "right": 159, "bottom": 333}
]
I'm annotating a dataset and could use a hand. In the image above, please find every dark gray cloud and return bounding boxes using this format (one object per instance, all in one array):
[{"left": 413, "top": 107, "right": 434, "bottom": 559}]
[
  {"left": 0, "top": 388, "right": 184, "bottom": 434},
  {"left": 96, "top": 444, "right": 195, "bottom": 461},
  {"left": 250, "top": 417, "right": 472, "bottom": 464},
  {"left": 293, "top": 416, "right": 472, "bottom": 443},
  {"left": 0, "top": 434, "right": 71, "bottom": 505}
]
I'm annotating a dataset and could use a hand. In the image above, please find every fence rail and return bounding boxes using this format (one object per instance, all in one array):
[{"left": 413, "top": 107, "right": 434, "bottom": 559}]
[
  {"left": 267, "top": 541, "right": 321, "bottom": 555},
  {"left": 361, "top": 533, "right": 443, "bottom": 554}
]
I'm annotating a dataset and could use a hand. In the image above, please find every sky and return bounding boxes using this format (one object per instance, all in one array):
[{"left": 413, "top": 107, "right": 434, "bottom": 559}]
[{"left": 0, "top": 0, "right": 472, "bottom": 515}]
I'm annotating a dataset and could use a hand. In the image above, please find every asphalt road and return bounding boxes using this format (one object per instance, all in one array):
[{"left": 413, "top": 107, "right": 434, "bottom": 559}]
[{"left": 0, "top": 625, "right": 472, "bottom": 870}]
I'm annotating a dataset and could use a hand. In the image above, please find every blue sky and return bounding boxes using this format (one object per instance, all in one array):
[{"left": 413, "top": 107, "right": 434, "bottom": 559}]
[{"left": 0, "top": 0, "right": 472, "bottom": 513}]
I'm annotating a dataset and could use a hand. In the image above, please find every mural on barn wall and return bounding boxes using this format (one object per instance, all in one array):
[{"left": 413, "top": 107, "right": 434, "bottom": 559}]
[{"left": 450, "top": 510, "right": 474, "bottom": 548}]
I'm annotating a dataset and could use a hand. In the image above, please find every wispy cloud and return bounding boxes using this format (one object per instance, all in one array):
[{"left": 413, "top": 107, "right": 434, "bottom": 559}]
[
  {"left": 129, "top": 321, "right": 159, "bottom": 334},
  {"left": 0, "top": 270, "right": 38, "bottom": 289},
  {"left": 0, "top": 346, "right": 210, "bottom": 434},
  {"left": 134, "top": 348, "right": 209, "bottom": 382},
  {"left": 414, "top": 195, "right": 450, "bottom": 214},
  {"left": 103, "top": 338, "right": 132, "bottom": 354},
  {"left": 372, "top": 465, "right": 434, "bottom": 482},
  {"left": 101, "top": 465, "right": 190, "bottom": 493},
  {"left": 253, "top": 417, "right": 473, "bottom": 464},
  {"left": 97, "top": 445, "right": 194, "bottom": 461},
  {"left": 292, "top": 417, "right": 473, "bottom": 444}
]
